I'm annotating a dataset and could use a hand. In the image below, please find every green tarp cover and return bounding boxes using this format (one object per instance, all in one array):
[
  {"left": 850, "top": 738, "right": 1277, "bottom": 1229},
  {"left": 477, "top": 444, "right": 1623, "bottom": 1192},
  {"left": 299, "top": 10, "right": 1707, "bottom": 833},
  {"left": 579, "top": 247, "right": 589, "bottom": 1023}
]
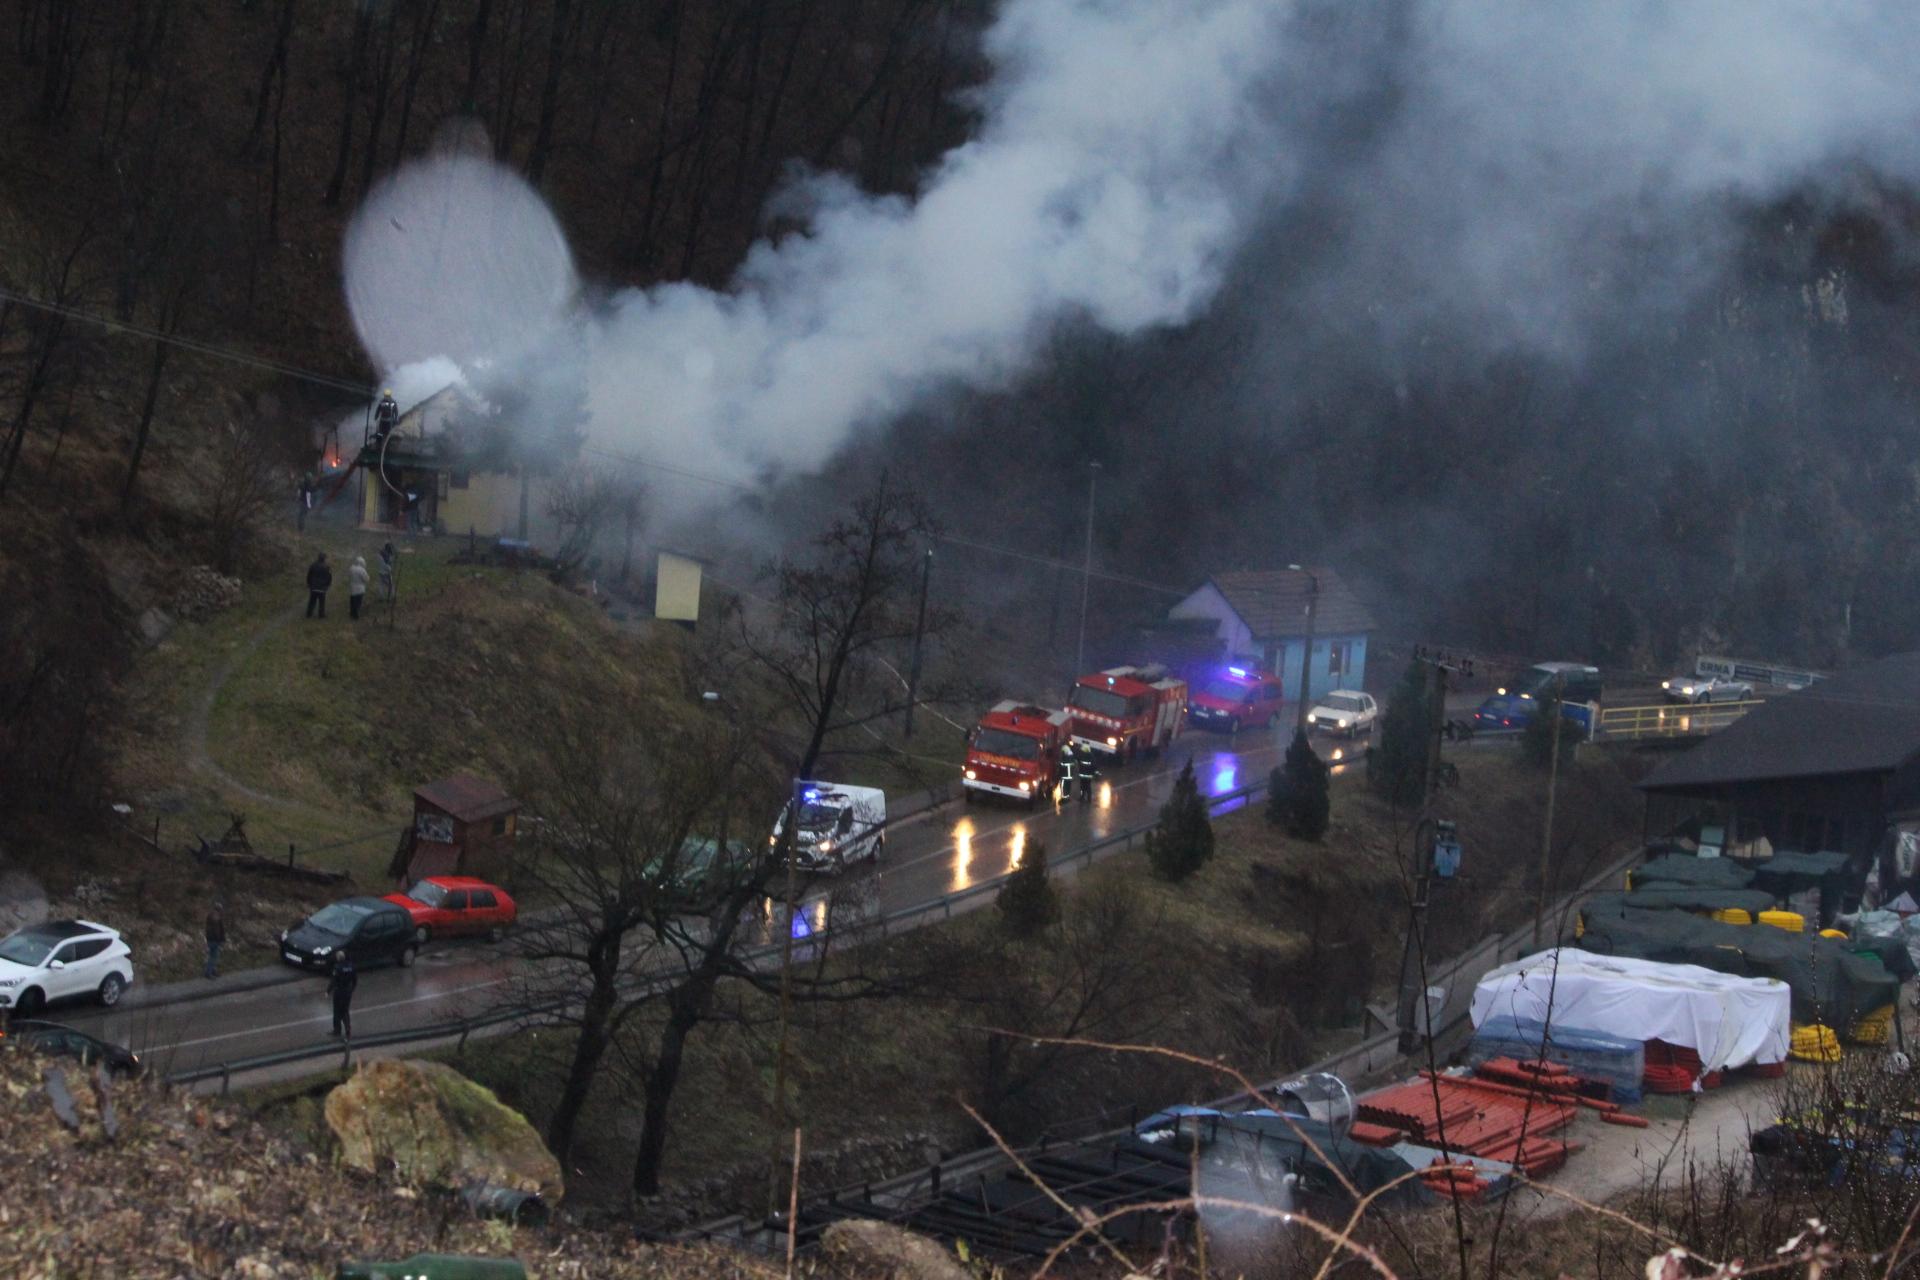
[
  {"left": 1743, "top": 851, "right": 1853, "bottom": 899},
  {"left": 1629, "top": 856, "right": 1757, "bottom": 892},
  {"left": 1576, "top": 911, "right": 1901, "bottom": 1024},
  {"left": 1585, "top": 888, "right": 1778, "bottom": 917}
]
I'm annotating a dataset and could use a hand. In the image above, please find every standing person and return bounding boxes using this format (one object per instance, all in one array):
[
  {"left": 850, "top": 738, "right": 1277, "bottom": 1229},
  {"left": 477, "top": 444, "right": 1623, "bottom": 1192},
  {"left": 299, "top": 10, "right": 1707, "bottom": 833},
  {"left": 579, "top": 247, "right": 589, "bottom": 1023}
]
[
  {"left": 1077, "top": 743, "right": 1100, "bottom": 804},
  {"left": 297, "top": 471, "right": 316, "bottom": 532},
  {"left": 203, "top": 902, "right": 226, "bottom": 980},
  {"left": 377, "top": 542, "right": 396, "bottom": 602},
  {"left": 348, "top": 555, "right": 369, "bottom": 620},
  {"left": 328, "top": 953, "right": 358, "bottom": 1038},
  {"left": 1055, "top": 744, "right": 1077, "bottom": 804},
  {"left": 305, "top": 552, "right": 332, "bottom": 619}
]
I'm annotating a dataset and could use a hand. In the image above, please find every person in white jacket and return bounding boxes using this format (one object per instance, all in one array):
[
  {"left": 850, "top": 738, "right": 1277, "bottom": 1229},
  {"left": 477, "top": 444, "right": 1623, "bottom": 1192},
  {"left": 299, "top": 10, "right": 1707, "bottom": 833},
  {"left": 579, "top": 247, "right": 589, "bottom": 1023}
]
[{"left": 348, "top": 555, "right": 370, "bottom": 620}]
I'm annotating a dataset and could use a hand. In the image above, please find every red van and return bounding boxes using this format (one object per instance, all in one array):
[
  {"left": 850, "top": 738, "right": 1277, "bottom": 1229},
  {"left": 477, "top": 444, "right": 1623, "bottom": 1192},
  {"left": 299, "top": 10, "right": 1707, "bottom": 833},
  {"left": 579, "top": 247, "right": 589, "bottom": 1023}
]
[{"left": 1187, "top": 666, "right": 1288, "bottom": 734}]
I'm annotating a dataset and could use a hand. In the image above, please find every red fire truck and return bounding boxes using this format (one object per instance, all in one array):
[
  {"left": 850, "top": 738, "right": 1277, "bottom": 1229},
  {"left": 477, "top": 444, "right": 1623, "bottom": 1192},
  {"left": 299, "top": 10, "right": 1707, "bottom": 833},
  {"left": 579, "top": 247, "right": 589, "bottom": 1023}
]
[
  {"left": 1065, "top": 665, "right": 1189, "bottom": 761},
  {"left": 962, "top": 701, "right": 1071, "bottom": 808}
]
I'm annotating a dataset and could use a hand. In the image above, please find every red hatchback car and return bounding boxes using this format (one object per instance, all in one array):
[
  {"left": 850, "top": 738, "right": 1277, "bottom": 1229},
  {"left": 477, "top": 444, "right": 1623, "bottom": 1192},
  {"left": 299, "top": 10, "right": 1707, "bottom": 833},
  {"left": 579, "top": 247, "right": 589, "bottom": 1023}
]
[{"left": 383, "top": 876, "right": 517, "bottom": 944}]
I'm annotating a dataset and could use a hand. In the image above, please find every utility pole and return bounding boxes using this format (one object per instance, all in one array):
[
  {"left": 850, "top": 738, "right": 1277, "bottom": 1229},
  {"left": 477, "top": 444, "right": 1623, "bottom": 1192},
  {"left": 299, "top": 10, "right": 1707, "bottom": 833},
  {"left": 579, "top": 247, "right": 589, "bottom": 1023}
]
[
  {"left": 1075, "top": 461, "right": 1100, "bottom": 676},
  {"left": 1534, "top": 669, "right": 1567, "bottom": 948},
  {"left": 1395, "top": 647, "right": 1474, "bottom": 1053},
  {"left": 903, "top": 547, "right": 933, "bottom": 738},
  {"left": 1288, "top": 564, "right": 1319, "bottom": 731}
]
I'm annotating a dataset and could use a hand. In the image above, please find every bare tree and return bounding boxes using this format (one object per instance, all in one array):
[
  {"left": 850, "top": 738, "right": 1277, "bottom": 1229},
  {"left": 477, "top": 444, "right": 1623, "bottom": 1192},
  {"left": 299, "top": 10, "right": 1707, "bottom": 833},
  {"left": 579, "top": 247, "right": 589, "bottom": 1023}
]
[
  {"left": 543, "top": 464, "right": 621, "bottom": 579},
  {"left": 202, "top": 410, "right": 292, "bottom": 574},
  {"left": 0, "top": 221, "right": 98, "bottom": 503}
]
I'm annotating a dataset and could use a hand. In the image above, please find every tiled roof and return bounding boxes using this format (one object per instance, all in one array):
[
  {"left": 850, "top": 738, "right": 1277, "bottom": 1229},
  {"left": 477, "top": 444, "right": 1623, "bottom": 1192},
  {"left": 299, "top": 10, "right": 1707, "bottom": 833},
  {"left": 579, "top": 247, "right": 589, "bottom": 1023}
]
[
  {"left": 414, "top": 773, "right": 518, "bottom": 823},
  {"left": 1207, "top": 568, "right": 1378, "bottom": 639}
]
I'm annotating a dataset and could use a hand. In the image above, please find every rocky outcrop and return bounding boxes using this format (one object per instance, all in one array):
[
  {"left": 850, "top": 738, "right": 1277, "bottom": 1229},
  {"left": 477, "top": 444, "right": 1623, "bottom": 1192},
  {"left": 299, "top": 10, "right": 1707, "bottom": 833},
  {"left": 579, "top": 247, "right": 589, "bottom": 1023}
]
[
  {"left": 323, "top": 1059, "right": 563, "bottom": 1204},
  {"left": 821, "top": 1220, "right": 973, "bottom": 1280},
  {"left": 172, "top": 565, "right": 243, "bottom": 621}
]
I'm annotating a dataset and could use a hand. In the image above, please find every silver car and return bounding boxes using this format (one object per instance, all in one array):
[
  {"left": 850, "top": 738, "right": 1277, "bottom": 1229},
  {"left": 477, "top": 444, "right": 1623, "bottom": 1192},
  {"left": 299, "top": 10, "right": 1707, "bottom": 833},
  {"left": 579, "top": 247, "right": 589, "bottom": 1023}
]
[{"left": 1661, "top": 674, "right": 1753, "bottom": 704}]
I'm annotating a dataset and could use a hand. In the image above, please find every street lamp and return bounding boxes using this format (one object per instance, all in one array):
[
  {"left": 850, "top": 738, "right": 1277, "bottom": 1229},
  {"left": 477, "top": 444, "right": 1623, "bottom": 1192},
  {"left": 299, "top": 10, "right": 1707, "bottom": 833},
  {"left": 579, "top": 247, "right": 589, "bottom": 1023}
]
[{"left": 1288, "top": 564, "right": 1319, "bottom": 733}]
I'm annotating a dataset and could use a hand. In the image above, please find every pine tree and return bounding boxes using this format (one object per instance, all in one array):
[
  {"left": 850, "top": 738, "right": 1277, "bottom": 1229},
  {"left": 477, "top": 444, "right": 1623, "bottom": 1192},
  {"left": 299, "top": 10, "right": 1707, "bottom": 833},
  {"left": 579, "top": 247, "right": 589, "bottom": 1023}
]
[
  {"left": 996, "top": 839, "right": 1059, "bottom": 936},
  {"left": 1522, "top": 690, "right": 1581, "bottom": 769},
  {"left": 1277, "top": 727, "right": 1330, "bottom": 839},
  {"left": 1147, "top": 759, "right": 1215, "bottom": 882},
  {"left": 1265, "top": 763, "right": 1292, "bottom": 827},
  {"left": 1370, "top": 660, "right": 1431, "bottom": 806}
]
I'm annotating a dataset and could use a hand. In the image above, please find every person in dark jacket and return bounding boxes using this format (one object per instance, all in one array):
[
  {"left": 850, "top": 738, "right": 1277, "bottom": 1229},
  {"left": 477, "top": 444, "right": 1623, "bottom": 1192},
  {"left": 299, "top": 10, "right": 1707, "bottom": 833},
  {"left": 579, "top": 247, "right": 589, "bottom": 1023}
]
[
  {"left": 328, "top": 953, "right": 357, "bottom": 1038},
  {"left": 305, "top": 553, "right": 332, "bottom": 618},
  {"left": 203, "top": 903, "right": 226, "bottom": 980},
  {"left": 1076, "top": 743, "right": 1100, "bottom": 803}
]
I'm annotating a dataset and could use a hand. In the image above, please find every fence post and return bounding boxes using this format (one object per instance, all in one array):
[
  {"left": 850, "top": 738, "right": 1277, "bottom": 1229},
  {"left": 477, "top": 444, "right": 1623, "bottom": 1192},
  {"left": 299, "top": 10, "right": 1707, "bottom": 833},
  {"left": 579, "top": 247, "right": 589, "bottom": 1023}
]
[{"left": 220, "top": 1064, "right": 231, "bottom": 1096}]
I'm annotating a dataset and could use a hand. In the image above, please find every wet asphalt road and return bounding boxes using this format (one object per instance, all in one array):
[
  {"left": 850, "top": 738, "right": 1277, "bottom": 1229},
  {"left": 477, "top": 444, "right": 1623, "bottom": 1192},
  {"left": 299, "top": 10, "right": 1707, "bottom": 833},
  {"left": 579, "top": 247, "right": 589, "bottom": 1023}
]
[{"left": 61, "top": 721, "right": 1356, "bottom": 1081}]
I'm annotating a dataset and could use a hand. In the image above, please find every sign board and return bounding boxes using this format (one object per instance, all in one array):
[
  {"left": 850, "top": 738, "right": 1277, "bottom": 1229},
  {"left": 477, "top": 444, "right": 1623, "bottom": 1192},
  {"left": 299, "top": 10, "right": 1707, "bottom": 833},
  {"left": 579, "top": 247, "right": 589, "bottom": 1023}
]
[
  {"left": 1695, "top": 655, "right": 1823, "bottom": 689},
  {"left": 654, "top": 551, "right": 703, "bottom": 625},
  {"left": 416, "top": 812, "right": 455, "bottom": 844}
]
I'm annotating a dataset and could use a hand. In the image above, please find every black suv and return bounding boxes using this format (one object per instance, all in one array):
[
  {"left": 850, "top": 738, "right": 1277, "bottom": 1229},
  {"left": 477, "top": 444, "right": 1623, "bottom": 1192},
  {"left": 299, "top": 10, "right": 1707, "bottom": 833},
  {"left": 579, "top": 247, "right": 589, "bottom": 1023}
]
[{"left": 280, "top": 897, "right": 418, "bottom": 970}]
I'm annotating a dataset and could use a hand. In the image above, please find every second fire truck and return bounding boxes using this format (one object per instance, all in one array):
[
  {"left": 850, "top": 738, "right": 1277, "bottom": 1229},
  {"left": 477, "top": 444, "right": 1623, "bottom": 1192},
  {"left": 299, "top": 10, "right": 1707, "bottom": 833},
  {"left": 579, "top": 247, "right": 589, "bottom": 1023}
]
[
  {"left": 1065, "top": 665, "right": 1189, "bottom": 761},
  {"left": 963, "top": 701, "right": 1072, "bottom": 807}
]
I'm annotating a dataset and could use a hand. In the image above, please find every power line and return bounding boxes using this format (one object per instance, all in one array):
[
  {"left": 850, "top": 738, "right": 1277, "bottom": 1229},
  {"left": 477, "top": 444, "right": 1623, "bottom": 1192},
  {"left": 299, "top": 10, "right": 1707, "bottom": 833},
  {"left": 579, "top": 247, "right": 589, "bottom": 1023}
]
[{"left": 0, "top": 285, "right": 374, "bottom": 396}]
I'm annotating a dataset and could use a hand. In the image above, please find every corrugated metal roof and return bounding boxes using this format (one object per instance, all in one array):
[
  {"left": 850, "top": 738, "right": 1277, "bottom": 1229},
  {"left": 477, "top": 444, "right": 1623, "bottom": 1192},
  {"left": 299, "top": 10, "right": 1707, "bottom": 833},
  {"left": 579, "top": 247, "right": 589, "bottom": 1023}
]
[
  {"left": 1641, "top": 651, "right": 1920, "bottom": 792},
  {"left": 1207, "top": 568, "right": 1378, "bottom": 639},
  {"left": 414, "top": 773, "right": 518, "bottom": 823}
]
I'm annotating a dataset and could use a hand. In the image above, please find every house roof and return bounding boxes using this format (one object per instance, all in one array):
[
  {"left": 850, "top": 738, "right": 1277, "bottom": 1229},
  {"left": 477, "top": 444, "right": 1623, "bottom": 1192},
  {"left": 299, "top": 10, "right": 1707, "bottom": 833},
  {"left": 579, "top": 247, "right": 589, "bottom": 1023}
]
[
  {"left": 1205, "top": 569, "right": 1378, "bottom": 640},
  {"left": 1642, "top": 651, "right": 1920, "bottom": 792},
  {"left": 414, "top": 773, "right": 518, "bottom": 823}
]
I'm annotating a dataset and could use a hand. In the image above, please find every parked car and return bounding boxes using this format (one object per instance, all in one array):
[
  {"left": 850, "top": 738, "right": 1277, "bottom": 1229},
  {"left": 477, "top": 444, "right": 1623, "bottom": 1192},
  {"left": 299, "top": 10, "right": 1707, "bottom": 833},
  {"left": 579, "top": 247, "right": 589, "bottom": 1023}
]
[
  {"left": 1188, "top": 667, "right": 1289, "bottom": 734},
  {"left": 1306, "top": 690, "right": 1378, "bottom": 737},
  {"left": 0, "top": 1019, "right": 142, "bottom": 1077},
  {"left": 383, "top": 876, "right": 517, "bottom": 944},
  {"left": 1662, "top": 674, "right": 1754, "bottom": 704},
  {"left": 279, "top": 897, "right": 418, "bottom": 970},
  {"left": 0, "top": 920, "right": 135, "bottom": 1015}
]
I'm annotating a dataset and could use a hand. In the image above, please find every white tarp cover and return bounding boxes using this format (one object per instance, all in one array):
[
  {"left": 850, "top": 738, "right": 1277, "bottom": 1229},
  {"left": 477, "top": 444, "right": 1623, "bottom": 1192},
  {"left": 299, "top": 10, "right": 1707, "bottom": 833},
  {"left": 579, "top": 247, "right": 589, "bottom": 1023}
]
[{"left": 1470, "top": 948, "right": 1790, "bottom": 1072}]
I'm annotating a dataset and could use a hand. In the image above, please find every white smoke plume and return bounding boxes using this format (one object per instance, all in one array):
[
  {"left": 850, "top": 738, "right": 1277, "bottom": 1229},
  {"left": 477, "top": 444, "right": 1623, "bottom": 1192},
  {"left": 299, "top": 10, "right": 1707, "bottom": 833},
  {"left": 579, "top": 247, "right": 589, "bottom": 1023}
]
[{"left": 345, "top": 0, "right": 1294, "bottom": 498}]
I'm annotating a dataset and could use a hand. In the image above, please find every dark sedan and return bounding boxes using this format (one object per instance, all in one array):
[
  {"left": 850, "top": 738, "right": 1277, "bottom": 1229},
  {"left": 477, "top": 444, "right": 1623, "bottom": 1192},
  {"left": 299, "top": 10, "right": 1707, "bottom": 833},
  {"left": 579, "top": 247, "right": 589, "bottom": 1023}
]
[
  {"left": 279, "top": 897, "right": 419, "bottom": 970},
  {"left": 1, "top": 1018, "right": 142, "bottom": 1076}
]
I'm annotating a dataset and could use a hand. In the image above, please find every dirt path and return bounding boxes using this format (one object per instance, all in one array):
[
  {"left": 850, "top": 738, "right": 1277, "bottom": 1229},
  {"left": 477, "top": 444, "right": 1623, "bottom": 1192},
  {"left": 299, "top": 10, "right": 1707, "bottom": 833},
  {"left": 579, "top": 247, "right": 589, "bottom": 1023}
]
[{"left": 184, "top": 602, "right": 302, "bottom": 809}]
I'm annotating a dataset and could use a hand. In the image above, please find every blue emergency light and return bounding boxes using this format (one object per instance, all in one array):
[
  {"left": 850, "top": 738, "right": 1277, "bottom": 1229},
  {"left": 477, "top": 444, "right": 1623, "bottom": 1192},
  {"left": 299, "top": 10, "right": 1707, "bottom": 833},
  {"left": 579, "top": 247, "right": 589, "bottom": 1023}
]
[
  {"left": 802, "top": 788, "right": 818, "bottom": 802},
  {"left": 1228, "top": 667, "right": 1247, "bottom": 678}
]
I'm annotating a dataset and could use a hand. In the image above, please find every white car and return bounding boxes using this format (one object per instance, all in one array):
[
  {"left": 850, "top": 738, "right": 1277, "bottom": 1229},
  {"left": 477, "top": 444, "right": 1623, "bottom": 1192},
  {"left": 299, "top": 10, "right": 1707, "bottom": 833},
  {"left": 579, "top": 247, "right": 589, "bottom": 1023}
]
[
  {"left": 771, "top": 783, "right": 888, "bottom": 871},
  {"left": 1662, "top": 674, "right": 1754, "bottom": 704},
  {"left": 0, "top": 920, "right": 135, "bottom": 1014},
  {"left": 1306, "top": 690, "right": 1379, "bottom": 737}
]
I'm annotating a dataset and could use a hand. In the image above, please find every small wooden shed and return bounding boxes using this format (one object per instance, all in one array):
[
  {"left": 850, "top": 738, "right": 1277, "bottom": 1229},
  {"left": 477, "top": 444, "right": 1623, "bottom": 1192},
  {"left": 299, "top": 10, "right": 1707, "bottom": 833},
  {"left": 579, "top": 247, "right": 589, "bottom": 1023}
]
[{"left": 393, "top": 774, "right": 520, "bottom": 886}]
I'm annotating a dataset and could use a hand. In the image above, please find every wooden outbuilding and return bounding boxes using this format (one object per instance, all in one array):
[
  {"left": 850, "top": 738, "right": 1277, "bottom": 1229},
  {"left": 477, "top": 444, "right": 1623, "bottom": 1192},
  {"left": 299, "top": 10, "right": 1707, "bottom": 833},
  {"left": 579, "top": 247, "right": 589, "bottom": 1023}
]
[{"left": 390, "top": 773, "right": 520, "bottom": 886}]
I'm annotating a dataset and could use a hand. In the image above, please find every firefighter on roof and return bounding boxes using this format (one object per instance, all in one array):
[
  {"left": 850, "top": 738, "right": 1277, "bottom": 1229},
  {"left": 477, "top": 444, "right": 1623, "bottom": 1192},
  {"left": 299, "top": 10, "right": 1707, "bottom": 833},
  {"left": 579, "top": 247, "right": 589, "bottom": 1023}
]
[{"left": 372, "top": 388, "right": 399, "bottom": 445}]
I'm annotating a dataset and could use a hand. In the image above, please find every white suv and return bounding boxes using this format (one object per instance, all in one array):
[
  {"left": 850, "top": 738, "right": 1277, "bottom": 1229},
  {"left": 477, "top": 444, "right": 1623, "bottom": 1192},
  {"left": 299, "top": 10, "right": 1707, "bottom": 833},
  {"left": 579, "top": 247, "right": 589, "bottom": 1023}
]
[{"left": 0, "top": 920, "right": 136, "bottom": 1014}]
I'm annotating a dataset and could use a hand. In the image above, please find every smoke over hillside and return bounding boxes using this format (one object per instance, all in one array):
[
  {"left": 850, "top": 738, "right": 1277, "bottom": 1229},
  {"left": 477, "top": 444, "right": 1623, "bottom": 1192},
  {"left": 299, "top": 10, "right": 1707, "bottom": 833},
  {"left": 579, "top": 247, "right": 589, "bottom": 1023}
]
[{"left": 347, "top": 2, "right": 1920, "bottom": 669}]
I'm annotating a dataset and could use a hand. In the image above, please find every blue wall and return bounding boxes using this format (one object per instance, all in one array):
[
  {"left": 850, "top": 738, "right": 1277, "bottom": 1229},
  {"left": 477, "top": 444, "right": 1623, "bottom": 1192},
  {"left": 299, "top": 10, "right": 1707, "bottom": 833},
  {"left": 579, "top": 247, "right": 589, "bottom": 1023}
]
[{"left": 1243, "top": 633, "right": 1369, "bottom": 704}]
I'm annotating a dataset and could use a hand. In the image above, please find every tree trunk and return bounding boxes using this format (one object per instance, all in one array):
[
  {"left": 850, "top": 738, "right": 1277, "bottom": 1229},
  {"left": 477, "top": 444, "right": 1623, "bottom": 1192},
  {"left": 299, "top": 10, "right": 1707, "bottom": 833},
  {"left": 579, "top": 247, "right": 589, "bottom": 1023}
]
[
  {"left": 322, "top": 0, "right": 374, "bottom": 206},
  {"left": 631, "top": 996, "right": 700, "bottom": 1195},
  {"left": 546, "top": 964, "right": 618, "bottom": 1166},
  {"left": 247, "top": 0, "right": 297, "bottom": 150},
  {"left": 517, "top": 465, "right": 530, "bottom": 539},
  {"left": 463, "top": 0, "right": 494, "bottom": 111},
  {"left": 524, "top": 0, "right": 572, "bottom": 185},
  {"left": 358, "top": 1, "right": 402, "bottom": 194},
  {"left": 391, "top": 0, "right": 443, "bottom": 161},
  {"left": 121, "top": 337, "right": 172, "bottom": 511}
]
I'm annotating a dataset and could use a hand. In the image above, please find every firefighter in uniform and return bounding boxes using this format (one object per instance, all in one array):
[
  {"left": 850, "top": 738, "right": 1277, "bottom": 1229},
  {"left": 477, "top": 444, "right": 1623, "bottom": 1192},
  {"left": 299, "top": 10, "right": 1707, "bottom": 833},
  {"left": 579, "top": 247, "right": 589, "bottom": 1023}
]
[
  {"left": 372, "top": 388, "right": 399, "bottom": 445},
  {"left": 1076, "top": 742, "right": 1100, "bottom": 803},
  {"left": 1054, "top": 745, "right": 1077, "bottom": 804}
]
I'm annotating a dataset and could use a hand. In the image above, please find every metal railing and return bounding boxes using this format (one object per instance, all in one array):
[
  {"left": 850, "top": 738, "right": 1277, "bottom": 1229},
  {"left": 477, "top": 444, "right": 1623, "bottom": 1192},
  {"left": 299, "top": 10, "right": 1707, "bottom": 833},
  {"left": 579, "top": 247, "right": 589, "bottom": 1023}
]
[
  {"left": 164, "top": 778, "right": 1272, "bottom": 1090},
  {"left": 1596, "top": 699, "right": 1760, "bottom": 741}
]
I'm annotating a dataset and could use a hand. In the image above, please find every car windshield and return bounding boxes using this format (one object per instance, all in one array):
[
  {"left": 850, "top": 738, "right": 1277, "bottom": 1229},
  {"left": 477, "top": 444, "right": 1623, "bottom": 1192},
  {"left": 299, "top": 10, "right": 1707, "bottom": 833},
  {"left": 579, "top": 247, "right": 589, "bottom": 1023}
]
[
  {"left": 1202, "top": 679, "right": 1254, "bottom": 702},
  {"left": 1322, "top": 694, "right": 1367, "bottom": 713},
  {"left": 1510, "top": 667, "right": 1565, "bottom": 697},
  {"left": 797, "top": 802, "right": 842, "bottom": 830},
  {"left": 972, "top": 727, "right": 1040, "bottom": 760},
  {"left": 307, "top": 903, "right": 372, "bottom": 936},
  {"left": 1069, "top": 686, "right": 1131, "bottom": 718},
  {"left": 0, "top": 932, "right": 54, "bottom": 966},
  {"left": 407, "top": 882, "right": 450, "bottom": 908}
]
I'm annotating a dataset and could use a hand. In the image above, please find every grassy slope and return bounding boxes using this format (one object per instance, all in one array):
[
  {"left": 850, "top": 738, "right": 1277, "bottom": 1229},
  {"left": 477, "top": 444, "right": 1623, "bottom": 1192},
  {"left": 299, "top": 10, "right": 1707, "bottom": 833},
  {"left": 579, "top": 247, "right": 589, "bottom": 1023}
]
[
  {"left": 387, "top": 748, "right": 1643, "bottom": 1219},
  {"left": 98, "top": 527, "right": 691, "bottom": 979}
]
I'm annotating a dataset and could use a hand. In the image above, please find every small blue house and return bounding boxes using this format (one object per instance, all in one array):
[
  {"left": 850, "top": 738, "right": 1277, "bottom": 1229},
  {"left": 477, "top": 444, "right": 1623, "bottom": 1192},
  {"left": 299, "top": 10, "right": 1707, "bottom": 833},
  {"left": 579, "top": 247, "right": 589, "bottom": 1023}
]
[{"left": 1167, "top": 568, "right": 1378, "bottom": 704}]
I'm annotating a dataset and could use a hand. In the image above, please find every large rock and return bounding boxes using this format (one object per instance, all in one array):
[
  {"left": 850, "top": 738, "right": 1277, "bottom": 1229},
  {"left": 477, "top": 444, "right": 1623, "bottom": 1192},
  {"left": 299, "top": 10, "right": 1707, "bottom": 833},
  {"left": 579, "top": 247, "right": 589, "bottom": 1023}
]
[
  {"left": 820, "top": 1220, "right": 972, "bottom": 1280},
  {"left": 323, "top": 1059, "right": 562, "bottom": 1204}
]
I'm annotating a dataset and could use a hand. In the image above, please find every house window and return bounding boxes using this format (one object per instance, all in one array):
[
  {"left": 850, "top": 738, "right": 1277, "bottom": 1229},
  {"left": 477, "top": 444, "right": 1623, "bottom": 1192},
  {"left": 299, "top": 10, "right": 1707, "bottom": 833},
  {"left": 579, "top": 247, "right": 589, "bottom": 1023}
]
[
  {"left": 492, "top": 815, "right": 509, "bottom": 836},
  {"left": 451, "top": 470, "right": 471, "bottom": 490},
  {"left": 1328, "top": 641, "right": 1350, "bottom": 677}
]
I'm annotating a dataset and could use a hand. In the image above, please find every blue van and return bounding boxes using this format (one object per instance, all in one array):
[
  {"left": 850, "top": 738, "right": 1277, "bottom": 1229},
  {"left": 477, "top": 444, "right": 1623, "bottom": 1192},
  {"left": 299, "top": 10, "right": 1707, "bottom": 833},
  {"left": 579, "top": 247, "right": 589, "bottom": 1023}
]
[{"left": 1474, "top": 662, "right": 1602, "bottom": 731}]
